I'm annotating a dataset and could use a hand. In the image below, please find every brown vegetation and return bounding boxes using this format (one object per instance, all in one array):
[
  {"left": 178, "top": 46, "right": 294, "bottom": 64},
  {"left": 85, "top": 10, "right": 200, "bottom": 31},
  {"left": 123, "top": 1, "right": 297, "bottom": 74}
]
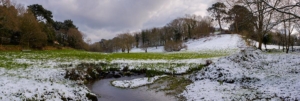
[
  {"left": 164, "top": 41, "right": 187, "bottom": 52},
  {"left": 0, "top": 0, "right": 88, "bottom": 50}
]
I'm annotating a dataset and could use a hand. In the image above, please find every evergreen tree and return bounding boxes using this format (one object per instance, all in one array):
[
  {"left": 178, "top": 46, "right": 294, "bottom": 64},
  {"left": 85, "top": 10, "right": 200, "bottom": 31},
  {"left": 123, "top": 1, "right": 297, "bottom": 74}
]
[{"left": 207, "top": 2, "right": 227, "bottom": 32}]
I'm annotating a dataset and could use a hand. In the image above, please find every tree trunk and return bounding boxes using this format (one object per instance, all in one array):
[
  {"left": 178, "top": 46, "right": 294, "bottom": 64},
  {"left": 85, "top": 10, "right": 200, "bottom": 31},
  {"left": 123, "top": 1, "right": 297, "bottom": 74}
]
[
  {"left": 218, "top": 18, "right": 223, "bottom": 32},
  {"left": 258, "top": 35, "right": 263, "bottom": 50},
  {"left": 257, "top": 1, "right": 264, "bottom": 50},
  {"left": 282, "top": 42, "right": 285, "bottom": 52},
  {"left": 264, "top": 43, "right": 267, "bottom": 51},
  {"left": 258, "top": 41, "right": 262, "bottom": 50},
  {"left": 292, "top": 44, "right": 294, "bottom": 52},
  {"left": 235, "top": 22, "right": 238, "bottom": 33}
]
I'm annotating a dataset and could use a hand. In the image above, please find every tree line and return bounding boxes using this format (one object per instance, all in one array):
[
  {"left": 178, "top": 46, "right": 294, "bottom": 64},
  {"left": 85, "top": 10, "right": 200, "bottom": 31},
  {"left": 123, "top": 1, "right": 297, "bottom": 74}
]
[
  {"left": 91, "top": 0, "right": 300, "bottom": 53},
  {"left": 211, "top": 0, "right": 300, "bottom": 53},
  {"left": 0, "top": 0, "right": 88, "bottom": 50},
  {"left": 90, "top": 15, "right": 214, "bottom": 53}
]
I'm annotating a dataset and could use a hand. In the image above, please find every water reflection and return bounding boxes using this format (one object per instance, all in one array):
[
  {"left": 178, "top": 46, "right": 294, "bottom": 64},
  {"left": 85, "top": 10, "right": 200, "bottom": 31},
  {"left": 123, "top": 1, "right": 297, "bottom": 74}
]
[{"left": 88, "top": 76, "right": 176, "bottom": 101}]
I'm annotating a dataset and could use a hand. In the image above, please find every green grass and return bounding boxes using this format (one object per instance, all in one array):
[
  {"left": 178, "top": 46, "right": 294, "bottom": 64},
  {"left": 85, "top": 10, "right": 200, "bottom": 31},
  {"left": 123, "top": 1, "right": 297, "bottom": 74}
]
[
  {"left": 0, "top": 49, "right": 228, "bottom": 69},
  {"left": 0, "top": 49, "right": 227, "bottom": 60}
]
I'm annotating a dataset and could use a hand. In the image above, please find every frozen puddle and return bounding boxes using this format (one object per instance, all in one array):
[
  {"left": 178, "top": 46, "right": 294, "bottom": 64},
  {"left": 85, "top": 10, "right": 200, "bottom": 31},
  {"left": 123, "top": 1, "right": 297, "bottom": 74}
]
[{"left": 88, "top": 76, "right": 175, "bottom": 101}]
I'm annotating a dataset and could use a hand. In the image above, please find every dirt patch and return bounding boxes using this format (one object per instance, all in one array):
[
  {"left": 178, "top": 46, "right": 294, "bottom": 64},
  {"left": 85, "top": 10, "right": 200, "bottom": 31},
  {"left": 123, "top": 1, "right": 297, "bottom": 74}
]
[{"left": 147, "top": 76, "right": 192, "bottom": 101}]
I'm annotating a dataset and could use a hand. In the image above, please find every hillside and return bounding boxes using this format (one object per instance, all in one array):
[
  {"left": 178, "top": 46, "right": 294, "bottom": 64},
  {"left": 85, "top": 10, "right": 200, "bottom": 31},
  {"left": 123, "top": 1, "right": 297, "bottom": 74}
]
[
  {"left": 131, "top": 34, "right": 246, "bottom": 53},
  {"left": 2, "top": 34, "right": 300, "bottom": 100},
  {"left": 182, "top": 48, "right": 300, "bottom": 100}
]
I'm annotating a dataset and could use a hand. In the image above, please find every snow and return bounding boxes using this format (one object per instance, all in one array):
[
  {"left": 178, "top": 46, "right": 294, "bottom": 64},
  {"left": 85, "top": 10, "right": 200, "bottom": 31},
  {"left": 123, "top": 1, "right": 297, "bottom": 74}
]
[
  {"left": 182, "top": 79, "right": 237, "bottom": 101},
  {"left": 111, "top": 75, "right": 166, "bottom": 88},
  {"left": 0, "top": 67, "right": 91, "bottom": 101},
  {"left": 183, "top": 34, "right": 245, "bottom": 52},
  {"left": 0, "top": 53, "right": 100, "bottom": 100},
  {"left": 181, "top": 48, "right": 300, "bottom": 100},
  {"left": 130, "top": 34, "right": 245, "bottom": 53},
  {"left": 130, "top": 46, "right": 165, "bottom": 53},
  {"left": 254, "top": 41, "right": 300, "bottom": 51},
  {"left": 0, "top": 53, "right": 218, "bottom": 100},
  {"left": 0, "top": 34, "right": 245, "bottom": 100},
  {"left": 6, "top": 34, "right": 300, "bottom": 100},
  {"left": 110, "top": 57, "right": 222, "bottom": 74}
]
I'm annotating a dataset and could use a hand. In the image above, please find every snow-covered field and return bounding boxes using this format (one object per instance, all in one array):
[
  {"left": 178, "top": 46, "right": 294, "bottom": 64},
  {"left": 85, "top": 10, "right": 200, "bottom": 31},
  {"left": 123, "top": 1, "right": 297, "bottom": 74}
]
[
  {"left": 182, "top": 48, "right": 300, "bottom": 100},
  {"left": 110, "top": 58, "right": 220, "bottom": 74},
  {"left": 0, "top": 65, "right": 92, "bottom": 100},
  {"left": 183, "top": 34, "right": 245, "bottom": 52},
  {"left": 0, "top": 34, "right": 246, "bottom": 100},
  {"left": 256, "top": 42, "right": 300, "bottom": 51},
  {"left": 3, "top": 34, "right": 298, "bottom": 100}
]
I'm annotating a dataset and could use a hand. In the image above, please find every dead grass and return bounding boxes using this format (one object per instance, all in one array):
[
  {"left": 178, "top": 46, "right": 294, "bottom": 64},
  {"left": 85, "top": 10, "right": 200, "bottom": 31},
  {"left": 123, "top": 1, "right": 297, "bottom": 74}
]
[
  {"left": 147, "top": 76, "right": 192, "bottom": 101},
  {"left": 0, "top": 45, "right": 22, "bottom": 51}
]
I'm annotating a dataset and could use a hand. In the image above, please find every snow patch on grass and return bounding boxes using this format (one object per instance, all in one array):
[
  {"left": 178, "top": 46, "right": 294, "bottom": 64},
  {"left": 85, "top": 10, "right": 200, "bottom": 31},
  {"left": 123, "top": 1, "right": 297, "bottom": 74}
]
[
  {"left": 111, "top": 75, "right": 167, "bottom": 88},
  {"left": 0, "top": 67, "right": 91, "bottom": 101}
]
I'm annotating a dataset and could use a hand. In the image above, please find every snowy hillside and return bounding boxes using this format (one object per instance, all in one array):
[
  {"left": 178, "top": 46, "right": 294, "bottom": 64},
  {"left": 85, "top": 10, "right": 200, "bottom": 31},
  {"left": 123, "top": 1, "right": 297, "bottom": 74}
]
[
  {"left": 131, "top": 34, "right": 245, "bottom": 52},
  {"left": 182, "top": 48, "right": 300, "bottom": 100}
]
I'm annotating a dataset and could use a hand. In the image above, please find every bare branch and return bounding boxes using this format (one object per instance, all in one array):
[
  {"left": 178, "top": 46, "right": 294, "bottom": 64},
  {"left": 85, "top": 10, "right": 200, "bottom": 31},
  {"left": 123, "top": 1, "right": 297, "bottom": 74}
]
[{"left": 261, "top": 0, "right": 300, "bottom": 19}]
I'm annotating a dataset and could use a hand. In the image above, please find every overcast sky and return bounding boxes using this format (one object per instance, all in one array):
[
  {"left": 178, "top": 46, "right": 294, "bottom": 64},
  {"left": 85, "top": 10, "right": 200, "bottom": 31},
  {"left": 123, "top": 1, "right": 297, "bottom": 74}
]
[{"left": 16, "top": 0, "right": 216, "bottom": 43}]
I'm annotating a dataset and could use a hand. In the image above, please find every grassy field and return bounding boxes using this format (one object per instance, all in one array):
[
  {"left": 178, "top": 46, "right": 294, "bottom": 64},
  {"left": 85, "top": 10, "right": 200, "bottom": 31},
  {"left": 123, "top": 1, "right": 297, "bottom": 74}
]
[{"left": 0, "top": 49, "right": 232, "bottom": 69}]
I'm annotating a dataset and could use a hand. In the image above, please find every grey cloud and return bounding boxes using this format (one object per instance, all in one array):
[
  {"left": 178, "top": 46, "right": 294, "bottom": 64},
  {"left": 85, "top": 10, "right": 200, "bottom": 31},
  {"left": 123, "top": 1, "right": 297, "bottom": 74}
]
[{"left": 16, "top": 0, "right": 215, "bottom": 42}]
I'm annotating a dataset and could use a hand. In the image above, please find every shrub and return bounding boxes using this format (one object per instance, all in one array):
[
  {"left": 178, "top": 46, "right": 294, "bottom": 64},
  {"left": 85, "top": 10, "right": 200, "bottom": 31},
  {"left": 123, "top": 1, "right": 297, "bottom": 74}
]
[{"left": 164, "top": 41, "right": 187, "bottom": 52}]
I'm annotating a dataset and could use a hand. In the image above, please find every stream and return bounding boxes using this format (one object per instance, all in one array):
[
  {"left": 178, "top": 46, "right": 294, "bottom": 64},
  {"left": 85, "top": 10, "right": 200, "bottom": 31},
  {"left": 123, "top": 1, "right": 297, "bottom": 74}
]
[{"left": 87, "top": 76, "right": 176, "bottom": 101}]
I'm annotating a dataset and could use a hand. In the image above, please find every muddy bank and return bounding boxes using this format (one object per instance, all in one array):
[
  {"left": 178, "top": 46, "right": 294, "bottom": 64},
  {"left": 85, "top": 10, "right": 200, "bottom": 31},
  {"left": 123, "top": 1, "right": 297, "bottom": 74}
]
[{"left": 64, "top": 62, "right": 205, "bottom": 82}]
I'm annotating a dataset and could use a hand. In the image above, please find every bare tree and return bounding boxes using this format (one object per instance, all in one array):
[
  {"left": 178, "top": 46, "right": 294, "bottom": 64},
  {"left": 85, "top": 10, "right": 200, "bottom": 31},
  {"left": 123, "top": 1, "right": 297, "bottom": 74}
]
[
  {"left": 261, "top": 0, "right": 300, "bottom": 20},
  {"left": 89, "top": 42, "right": 101, "bottom": 52},
  {"left": 140, "top": 29, "right": 150, "bottom": 53},
  {"left": 184, "top": 14, "right": 198, "bottom": 39},
  {"left": 197, "top": 16, "right": 213, "bottom": 37},
  {"left": 235, "top": 0, "right": 282, "bottom": 50},
  {"left": 222, "top": 0, "right": 299, "bottom": 50},
  {"left": 117, "top": 33, "right": 135, "bottom": 53},
  {"left": 167, "top": 18, "right": 185, "bottom": 42},
  {"left": 297, "top": 21, "right": 300, "bottom": 32},
  {"left": 281, "top": 0, "right": 295, "bottom": 53},
  {"left": 134, "top": 32, "right": 140, "bottom": 48},
  {"left": 150, "top": 27, "right": 160, "bottom": 48},
  {"left": 0, "top": 0, "right": 11, "bottom": 7}
]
